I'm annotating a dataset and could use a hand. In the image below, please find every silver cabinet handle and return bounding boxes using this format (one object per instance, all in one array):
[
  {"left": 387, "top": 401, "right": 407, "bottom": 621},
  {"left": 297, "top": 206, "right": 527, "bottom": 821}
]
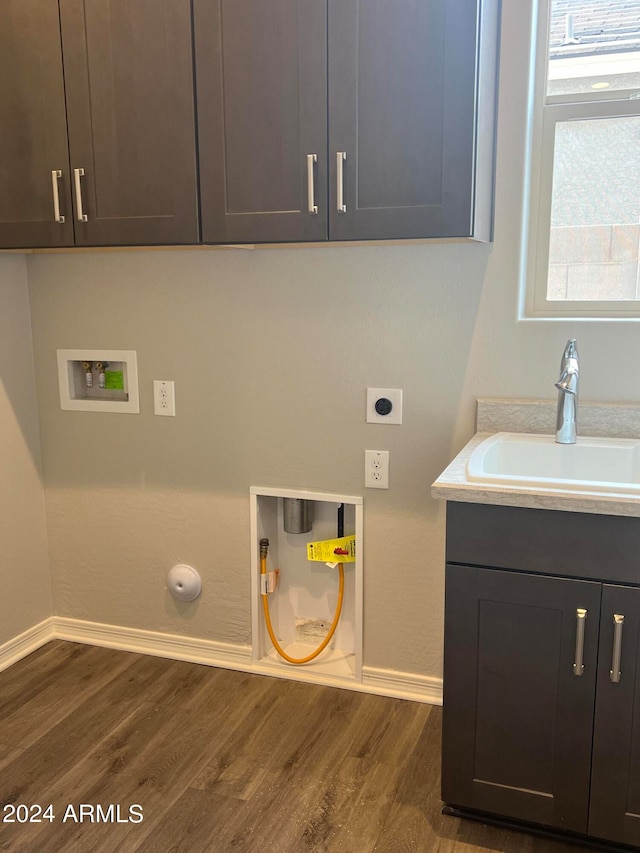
[
  {"left": 51, "top": 170, "right": 65, "bottom": 223},
  {"left": 336, "top": 151, "right": 346, "bottom": 213},
  {"left": 73, "top": 168, "right": 88, "bottom": 222},
  {"left": 307, "top": 154, "right": 318, "bottom": 214},
  {"left": 610, "top": 614, "right": 625, "bottom": 683},
  {"left": 573, "top": 608, "right": 587, "bottom": 676}
]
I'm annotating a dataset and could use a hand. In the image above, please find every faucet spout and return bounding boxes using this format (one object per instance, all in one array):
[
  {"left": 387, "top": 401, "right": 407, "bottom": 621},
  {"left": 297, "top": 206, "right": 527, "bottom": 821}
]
[{"left": 555, "top": 339, "right": 579, "bottom": 444}]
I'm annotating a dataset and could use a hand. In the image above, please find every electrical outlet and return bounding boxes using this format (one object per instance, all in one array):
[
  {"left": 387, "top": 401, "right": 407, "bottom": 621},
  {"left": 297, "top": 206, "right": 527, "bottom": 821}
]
[
  {"left": 153, "top": 380, "right": 175, "bottom": 416},
  {"left": 365, "top": 449, "right": 389, "bottom": 489}
]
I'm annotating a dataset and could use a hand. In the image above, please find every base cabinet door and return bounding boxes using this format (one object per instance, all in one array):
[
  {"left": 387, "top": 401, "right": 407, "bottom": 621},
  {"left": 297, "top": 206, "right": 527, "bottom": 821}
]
[
  {"left": 443, "top": 564, "right": 602, "bottom": 833},
  {"left": 589, "top": 584, "right": 640, "bottom": 846}
]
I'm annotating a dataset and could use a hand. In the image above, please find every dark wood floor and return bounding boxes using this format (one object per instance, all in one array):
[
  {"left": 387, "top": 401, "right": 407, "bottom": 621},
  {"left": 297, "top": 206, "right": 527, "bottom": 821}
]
[{"left": 0, "top": 641, "right": 589, "bottom": 852}]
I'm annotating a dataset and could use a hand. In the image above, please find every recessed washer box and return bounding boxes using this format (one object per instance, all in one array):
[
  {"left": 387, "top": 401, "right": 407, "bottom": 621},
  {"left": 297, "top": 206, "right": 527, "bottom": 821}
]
[{"left": 57, "top": 349, "right": 139, "bottom": 413}]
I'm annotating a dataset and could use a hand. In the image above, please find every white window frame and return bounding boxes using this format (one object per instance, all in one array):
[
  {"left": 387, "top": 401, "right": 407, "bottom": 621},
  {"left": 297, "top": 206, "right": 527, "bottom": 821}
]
[{"left": 524, "top": 0, "right": 640, "bottom": 319}]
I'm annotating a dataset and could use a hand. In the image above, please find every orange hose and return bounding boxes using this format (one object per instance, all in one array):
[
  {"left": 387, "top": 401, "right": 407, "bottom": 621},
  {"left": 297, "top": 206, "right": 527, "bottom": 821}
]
[{"left": 261, "top": 554, "right": 344, "bottom": 665}]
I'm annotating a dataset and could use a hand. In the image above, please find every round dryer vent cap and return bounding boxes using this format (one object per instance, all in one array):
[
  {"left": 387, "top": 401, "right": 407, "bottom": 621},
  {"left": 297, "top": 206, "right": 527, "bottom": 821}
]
[{"left": 167, "top": 564, "right": 202, "bottom": 601}]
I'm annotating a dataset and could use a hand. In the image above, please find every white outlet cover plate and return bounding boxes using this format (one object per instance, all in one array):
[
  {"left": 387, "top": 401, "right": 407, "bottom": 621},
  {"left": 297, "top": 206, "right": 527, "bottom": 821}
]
[
  {"left": 365, "top": 449, "right": 390, "bottom": 489},
  {"left": 366, "top": 388, "right": 403, "bottom": 424},
  {"left": 153, "top": 380, "right": 176, "bottom": 416}
]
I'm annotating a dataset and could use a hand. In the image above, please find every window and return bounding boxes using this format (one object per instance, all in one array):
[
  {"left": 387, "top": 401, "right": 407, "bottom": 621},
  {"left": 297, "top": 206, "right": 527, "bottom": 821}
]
[{"left": 526, "top": 0, "right": 640, "bottom": 317}]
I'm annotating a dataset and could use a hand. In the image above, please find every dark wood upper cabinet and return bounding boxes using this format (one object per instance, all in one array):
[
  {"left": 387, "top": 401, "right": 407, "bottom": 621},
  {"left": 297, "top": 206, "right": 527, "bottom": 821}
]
[
  {"left": 195, "top": 0, "right": 500, "bottom": 244},
  {"left": 328, "top": 0, "right": 499, "bottom": 241},
  {"left": 0, "top": 1, "right": 74, "bottom": 248},
  {"left": 2, "top": 0, "right": 498, "bottom": 249},
  {"left": 194, "top": 0, "right": 328, "bottom": 244},
  {"left": 0, "top": 0, "right": 199, "bottom": 250},
  {"left": 59, "top": 0, "right": 199, "bottom": 246}
]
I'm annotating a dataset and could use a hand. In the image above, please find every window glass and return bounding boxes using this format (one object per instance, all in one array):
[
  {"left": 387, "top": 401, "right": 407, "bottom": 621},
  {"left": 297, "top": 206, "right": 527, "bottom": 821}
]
[
  {"left": 531, "top": 0, "right": 640, "bottom": 314},
  {"left": 548, "top": 2, "right": 640, "bottom": 98},
  {"left": 548, "top": 116, "right": 640, "bottom": 301}
]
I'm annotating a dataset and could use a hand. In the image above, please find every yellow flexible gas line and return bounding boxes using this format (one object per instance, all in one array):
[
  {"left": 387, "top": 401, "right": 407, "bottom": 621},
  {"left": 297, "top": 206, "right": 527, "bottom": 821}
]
[{"left": 260, "top": 539, "right": 344, "bottom": 665}]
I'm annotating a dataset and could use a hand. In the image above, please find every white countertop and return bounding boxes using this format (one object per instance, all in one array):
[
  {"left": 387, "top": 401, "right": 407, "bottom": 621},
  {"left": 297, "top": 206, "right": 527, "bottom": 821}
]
[{"left": 431, "top": 399, "right": 640, "bottom": 518}]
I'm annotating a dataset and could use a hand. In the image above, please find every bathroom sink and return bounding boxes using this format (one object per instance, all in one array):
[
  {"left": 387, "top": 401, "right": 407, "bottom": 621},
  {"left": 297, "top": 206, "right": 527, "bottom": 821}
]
[{"left": 467, "top": 432, "right": 640, "bottom": 494}]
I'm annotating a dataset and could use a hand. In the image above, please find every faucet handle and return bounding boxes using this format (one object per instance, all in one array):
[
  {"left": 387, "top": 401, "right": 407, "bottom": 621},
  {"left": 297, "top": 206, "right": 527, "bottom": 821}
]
[{"left": 556, "top": 370, "right": 577, "bottom": 394}]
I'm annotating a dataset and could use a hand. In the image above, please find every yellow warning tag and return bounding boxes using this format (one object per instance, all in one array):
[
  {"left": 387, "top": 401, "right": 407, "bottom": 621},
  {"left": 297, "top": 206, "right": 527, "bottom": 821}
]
[{"left": 307, "top": 535, "right": 356, "bottom": 563}]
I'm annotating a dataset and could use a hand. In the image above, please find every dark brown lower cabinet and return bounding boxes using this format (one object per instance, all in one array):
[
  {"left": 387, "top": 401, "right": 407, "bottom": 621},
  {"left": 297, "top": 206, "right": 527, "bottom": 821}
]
[
  {"left": 590, "top": 584, "right": 640, "bottom": 846},
  {"left": 443, "top": 566, "right": 601, "bottom": 834},
  {"left": 443, "top": 502, "right": 640, "bottom": 848}
]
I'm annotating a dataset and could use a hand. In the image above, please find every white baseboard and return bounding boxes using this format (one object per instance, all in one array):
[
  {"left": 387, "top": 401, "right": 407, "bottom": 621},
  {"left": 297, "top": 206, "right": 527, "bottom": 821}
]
[
  {"left": 1, "top": 617, "right": 443, "bottom": 706},
  {"left": 362, "top": 665, "right": 443, "bottom": 705},
  {"left": 52, "top": 617, "right": 253, "bottom": 671},
  {"left": 0, "top": 619, "right": 55, "bottom": 673}
]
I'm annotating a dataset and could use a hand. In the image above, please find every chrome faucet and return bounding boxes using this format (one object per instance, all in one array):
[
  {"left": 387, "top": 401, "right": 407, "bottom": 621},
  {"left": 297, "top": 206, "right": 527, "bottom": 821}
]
[{"left": 555, "top": 339, "right": 579, "bottom": 444}]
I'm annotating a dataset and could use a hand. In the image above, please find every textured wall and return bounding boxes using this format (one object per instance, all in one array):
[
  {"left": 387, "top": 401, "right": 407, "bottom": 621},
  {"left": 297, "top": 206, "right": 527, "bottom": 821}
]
[
  {"left": 0, "top": 255, "right": 51, "bottom": 645},
  {"left": 25, "top": 2, "right": 640, "bottom": 678},
  {"left": 28, "top": 244, "right": 486, "bottom": 675}
]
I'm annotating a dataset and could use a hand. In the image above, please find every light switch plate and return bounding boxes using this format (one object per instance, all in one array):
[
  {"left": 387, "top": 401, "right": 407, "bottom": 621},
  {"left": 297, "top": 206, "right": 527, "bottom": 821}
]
[{"left": 366, "top": 388, "right": 403, "bottom": 424}]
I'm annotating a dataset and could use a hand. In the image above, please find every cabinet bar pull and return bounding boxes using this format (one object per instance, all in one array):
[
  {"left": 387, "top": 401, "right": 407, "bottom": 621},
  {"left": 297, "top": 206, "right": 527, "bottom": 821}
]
[
  {"left": 307, "top": 154, "right": 318, "bottom": 214},
  {"left": 336, "top": 151, "right": 346, "bottom": 213},
  {"left": 573, "top": 608, "right": 587, "bottom": 676},
  {"left": 610, "top": 614, "right": 624, "bottom": 683},
  {"left": 73, "top": 168, "right": 88, "bottom": 222},
  {"left": 51, "top": 170, "right": 65, "bottom": 223}
]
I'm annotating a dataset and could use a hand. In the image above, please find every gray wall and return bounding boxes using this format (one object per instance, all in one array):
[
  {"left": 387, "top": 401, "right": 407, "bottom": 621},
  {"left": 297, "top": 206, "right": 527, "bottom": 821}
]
[
  {"left": 28, "top": 244, "right": 488, "bottom": 674},
  {"left": 0, "top": 255, "right": 51, "bottom": 646},
  {"left": 23, "top": 2, "right": 640, "bottom": 679}
]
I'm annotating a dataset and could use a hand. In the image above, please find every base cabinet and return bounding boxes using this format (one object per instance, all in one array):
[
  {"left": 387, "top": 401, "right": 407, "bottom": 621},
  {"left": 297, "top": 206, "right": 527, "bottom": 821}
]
[
  {"left": 443, "top": 502, "right": 640, "bottom": 848},
  {"left": 590, "top": 584, "right": 640, "bottom": 845}
]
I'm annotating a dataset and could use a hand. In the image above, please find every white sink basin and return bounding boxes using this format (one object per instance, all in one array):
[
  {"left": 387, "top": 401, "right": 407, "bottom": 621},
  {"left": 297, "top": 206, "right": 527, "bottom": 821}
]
[{"left": 467, "top": 432, "right": 640, "bottom": 494}]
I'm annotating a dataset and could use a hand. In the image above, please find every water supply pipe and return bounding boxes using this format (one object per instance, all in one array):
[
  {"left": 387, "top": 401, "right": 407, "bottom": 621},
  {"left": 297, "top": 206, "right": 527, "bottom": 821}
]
[{"left": 260, "top": 536, "right": 344, "bottom": 665}]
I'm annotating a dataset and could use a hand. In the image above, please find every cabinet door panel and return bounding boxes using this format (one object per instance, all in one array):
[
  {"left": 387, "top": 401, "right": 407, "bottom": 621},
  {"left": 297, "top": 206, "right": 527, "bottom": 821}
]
[
  {"left": 589, "top": 584, "right": 640, "bottom": 846},
  {"left": 328, "top": 0, "right": 487, "bottom": 240},
  {"left": 0, "top": 0, "right": 74, "bottom": 248},
  {"left": 442, "top": 565, "right": 601, "bottom": 833},
  {"left": 195, "top": 0, "right": 327, "bottom": 243},
  {"left": 59, "top": 0, "right": 199, "bottom": 246}
]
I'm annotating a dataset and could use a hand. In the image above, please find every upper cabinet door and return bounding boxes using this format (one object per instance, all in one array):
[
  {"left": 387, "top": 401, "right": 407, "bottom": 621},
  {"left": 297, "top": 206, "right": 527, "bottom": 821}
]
[
  {"left": 59, "top": 0, "right": 199, "bottom": 246},
  {"left": 328, "top": 0, "right": 499, "bottom": 241},
  {"left": 0, "top": 0, "right": 74, "bottom": 249},
  {"left": 194, "top": 0, "right": 328, "bottom": 244}
]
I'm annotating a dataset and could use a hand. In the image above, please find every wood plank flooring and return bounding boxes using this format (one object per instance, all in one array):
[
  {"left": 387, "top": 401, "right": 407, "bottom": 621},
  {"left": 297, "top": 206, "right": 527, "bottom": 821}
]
[{"left": 0, "top": 641, "right": 589, "bottom": 852}]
